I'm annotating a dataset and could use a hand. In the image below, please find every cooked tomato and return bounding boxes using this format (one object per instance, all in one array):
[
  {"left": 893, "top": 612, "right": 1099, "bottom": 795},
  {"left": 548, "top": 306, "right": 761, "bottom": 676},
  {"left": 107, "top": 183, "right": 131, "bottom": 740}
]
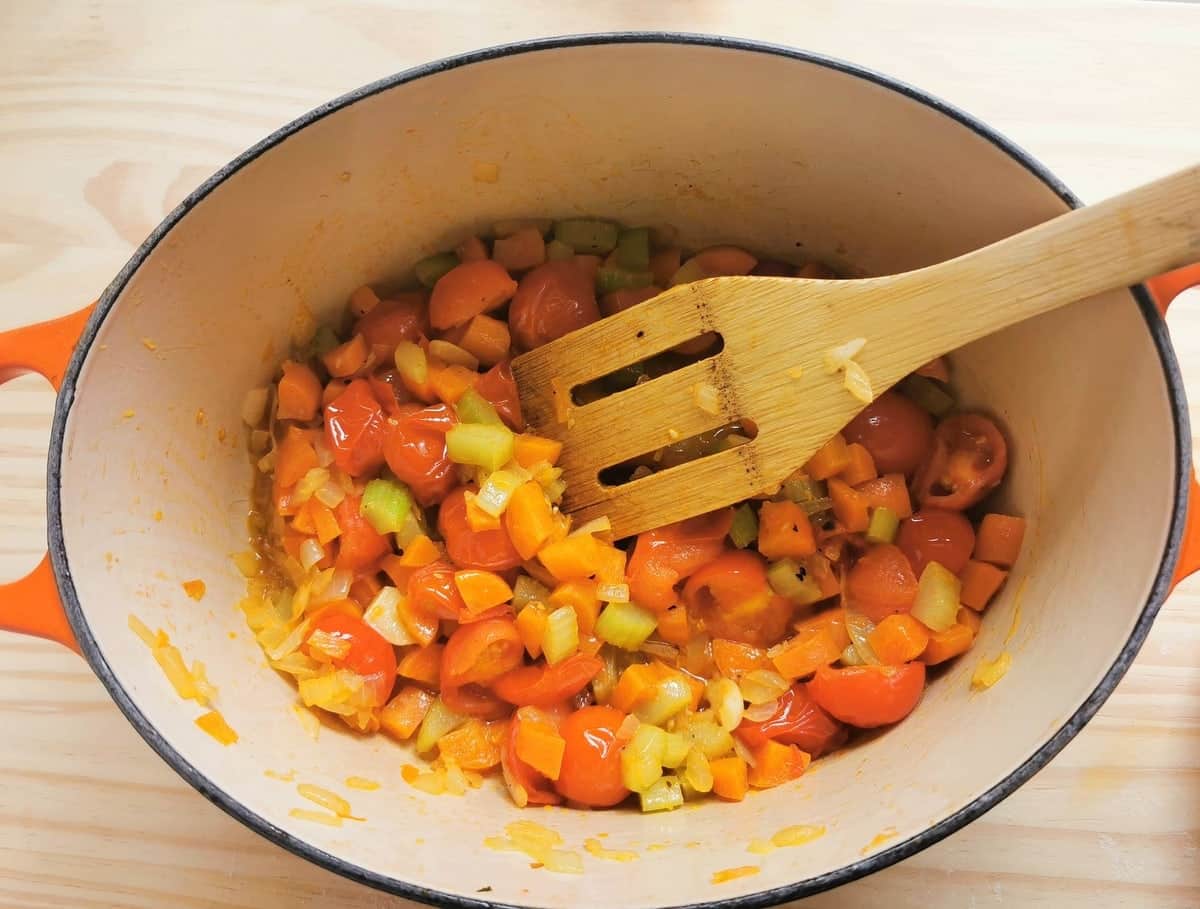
[
  {"left": 911, "top": 413, "right": 1008, "bottom": 510},
  {"left": 683, "top": 549, "right": 792, "bottom": 648},
  {"left": 808, "top": 663, "right": 926, "bottom": 728},
  {"left": 508, "top": 261, "right": 601, "bottom": 351},
  {"left": 492, "top": 654, "right": 603, "bottom": 707},
  {"left": 553, "top": 705, "right": 630, "bottom": 808},
  {"left": 304, "top": 613, "right": 397, "bottom": 706},
  {"left": 842, "top": 390, "right": 933, "bottom": 475},
  {"left": 333, "top": 493, "right": 390, "bottom": 570},
  {"left": 440, "top": 619, "right": 524, "bottom": 718},
  {"left": 383, "top": 402, "right": 458, "bottom": 506},
  {"left": 438, "top": 487, "right": 524, "bottom": 571},
  {"left": 324, "top": 379, "right": 387, "bottom": 476},
  {"left": 502, "top": 713, "right": 562, "bottom": 806},
  {"left": 627, "top": 508, "right": 734, "bottom": 611},
  {"left": 734, "top": 684, "right": 846, "bottom": 757},
  {"left": 474, "top": 360, "right": 524, "bottom": 431},
  {"left": 896, "top": 508, "right": 976, "bottom": 576},
  {"left": 845, "top": 543, "right": 919, "bottom": 624},
  {"left": 368, "top": 368, "right": 414, "bottom": 415},
  {"left": 354, "top": 292, "right": 428, "bottom": 358},
  {"left": 406, "top": 560, "right": 469, "bottom": 621}
]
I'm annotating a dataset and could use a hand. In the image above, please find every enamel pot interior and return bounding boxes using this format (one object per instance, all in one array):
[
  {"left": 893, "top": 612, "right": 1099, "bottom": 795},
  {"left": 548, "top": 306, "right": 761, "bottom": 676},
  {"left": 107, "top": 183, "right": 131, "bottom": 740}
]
[{"left": 54, "top": 37, "right": 1183, "bottom": 909}]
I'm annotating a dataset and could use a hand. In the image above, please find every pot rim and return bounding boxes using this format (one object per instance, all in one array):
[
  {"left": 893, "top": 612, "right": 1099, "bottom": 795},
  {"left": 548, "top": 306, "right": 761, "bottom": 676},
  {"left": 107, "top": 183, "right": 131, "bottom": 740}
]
[{"left": 44, "top": 30, "right": 1191, "bottom": 909}]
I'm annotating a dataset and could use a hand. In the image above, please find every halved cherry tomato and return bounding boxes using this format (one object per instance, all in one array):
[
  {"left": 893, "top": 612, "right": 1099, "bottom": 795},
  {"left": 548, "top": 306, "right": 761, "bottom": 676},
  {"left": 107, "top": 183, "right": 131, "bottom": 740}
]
[
  {"left": 683, "top": 549, "right": 792, "bottom": 648},
  {"left": 438, "top": 487, "right": 523, "bottom": 571},
  {"left": 508, "top": 261, "right": 601, "bottom": 351},
  {"left": 440, "top": 618, "right": 524, "bottom": 718},
  {"left": 502, "top": 712, "right": 562, "bottom": 806},
  {"left": 406, "top": 560, "right": 468, "bottom": 621},
  {"left": 383, "top": 402, "right": 458, "bottom": 506},
  {"left": 355, "top": 292, "right": 428, "bottom": 359},
  {"left": 333, "top": 493, "right": 390, "bottom": 570},
  {"left": 368, "top": 368, "right": 414, "bottom": 416},
  {"left": 553, "top": 705, "right": 630, "bottom": 808},
  {"left": 627, "top": 508, "right": 734, "bottom": 611},
  {"left": 492, "top": 653, "right": 603, "bottom": 707},
  {"left": 734, "top": 684, "right": 846, "bottom": 757},
  {"left": 324, "top": 379, "right": 387, "bottom": 477},
  {"left": 474, "top": 360, "right": 524, "bottom": 431},
  {"left": 808, "top": 662, "right": 926, "bottom": 728},
  {"left": 845, "top": 543, "right": 919, "bottom": 624},
  {"left": 896, "top": 508, "right": 976, "bottom": 576},
  {"left": 841, "top": 390, "right": 933, "bottom": 475},
  {"left": 911, "top": 413, "right": 1008, "bottom": 510},
  {"left": 304, "top": 612, "right": 397, "bottom": 706}
]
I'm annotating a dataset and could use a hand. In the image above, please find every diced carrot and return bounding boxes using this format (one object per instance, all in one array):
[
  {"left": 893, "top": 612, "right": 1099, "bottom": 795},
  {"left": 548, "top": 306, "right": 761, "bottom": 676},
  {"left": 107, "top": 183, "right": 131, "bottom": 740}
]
[
  {"left": 757, "top": 500, "right": 817, "bottom": 560},
  {"left": 309, "top": 599, "right": 364, "bottom": 623},
  {"left": 840, "top": 443, "right": 877, "bottom": 486},
  {"left": 610, "top": 663, "right": 661, "bottom": 713},
  {"left": 538, "top": 534, "right": 602, "bottom": 582},
  {"left": 921, "top": 623, "right": 975, "bottom": 665},
  {"left": 428, "top": 362, "right": 477, "bottom": 405},
  {"left": 492, "top": 226, "right": 546, "bottom": 272},
  {"left": 805, "top": 434, "right": 851, "bottom": 481},
  {"left": 505, "top": 482, "right": 556, "bottom": 559},
  {"left": 960, "top": 559, "right": 1008, "bottom": 611},
  {"left": 348, "top": 285, "right": 381, "bottom": 318},
  {"left": 856, "top": 474, "right": 913, "bottom": 518},
  {"left": 957, "top": 606, "right": 982, "bottom": 636},
  {"left": 436, "top": 718, "right": 506, "bottom": 770},
  {"left": 380, "top": 685, "right": 434, "bottom": 740},
  {"left": 290, "top": 506, "right": 316, "bottom": 535},
  {"left": 381, "top": 554, "right": 415, "bottom": 589},
  {"left": 428, "top": 259, "right": 518, "bottom": 330},
  {"left": 712, "top": 639, "right": 770, "bottom": 677},
  {"left": 915, "top": 356, "right": 950, "bottom": 383},
  {"left": 322, "top": 333, "right": 368, "bottom": 378},
  {"left": 656, "top": 604, "right": 690, "bottom": 647},
  {"left": 515, "top": 602, "right": 549, "bottom": 658},
  {"left": 770, "top": 627, "right": 842, "bottom": 679},
  {"left": 398, "top": 643, "right": 443, "bottom": 688},
  {"left": 793, "top": 606, "right": 850, "bottom": 651},
  {"left": 514, "top": 714, "right": 566, "bottom": 780},
  {"left": 974, "top": 514, "right": 1026, "bottom": 568},
  {"left": 454, "top": 569, "right": 514, "bottom": 614},
  {"left": 649, "top": 248, "right": 682, "bottom": 287},
  {"left": 464, "top": 492, "right": 502, "bottom": 532},
  {"left": 828, "top": 478, "right": 870, "bottom": 533},
  {"left": 456, "top": 235, "right": 489, "bottom": 263},
  {"left": 549, "top": 580, "right": 600, "bottom": 636},
  {"left": 307, "top": 500, "right": 342, "bottom": 545},
  {"left": 277, "top": 360, "right": 322, "bottom": 422},
  {"left": 710, "top": 756, "right": 750, "bottom": 801},
  {"left": 513, "top": 433, "right": 563, "bottom": 469},
  {"left": 573, "top": 254, "right": 602, "bottom": 282},
  {"left": 349, "top": 573, "right": 382, "bottom": 608},
  {"left": 867, "top": 614, "right": 930, "bottom": 665},
  {"left": 398, "top": 535, "right": 441, "bottom": 567},
  {"left": 592, "top": 542, "right": 627, "bottom": 586},
  {"left": 747, "top": 740, "right": 810, "bottom": 789},
  {"left": 454, "top": 314, "right": 511, "bottom": 367}
]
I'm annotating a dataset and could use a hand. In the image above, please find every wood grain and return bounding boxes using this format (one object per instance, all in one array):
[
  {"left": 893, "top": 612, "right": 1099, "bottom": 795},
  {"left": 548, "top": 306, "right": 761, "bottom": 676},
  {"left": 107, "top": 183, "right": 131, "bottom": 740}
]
[{"left": 0, "top": 1, "right": 1198, "bottom": 907}]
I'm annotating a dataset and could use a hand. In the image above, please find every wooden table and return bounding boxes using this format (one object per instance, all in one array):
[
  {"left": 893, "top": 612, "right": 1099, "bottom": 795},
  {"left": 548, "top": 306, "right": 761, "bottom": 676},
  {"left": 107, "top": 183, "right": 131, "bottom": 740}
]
[{"left": 1, "top": 2, "right": 1198, "bottom": 906}]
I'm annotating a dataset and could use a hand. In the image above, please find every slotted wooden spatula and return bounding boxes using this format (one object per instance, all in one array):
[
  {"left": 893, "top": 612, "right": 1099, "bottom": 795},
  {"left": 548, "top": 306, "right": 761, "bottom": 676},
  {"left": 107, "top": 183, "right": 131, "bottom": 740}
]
[{"left": 512, "top": 164, "right": 1200, "bottom": 538}]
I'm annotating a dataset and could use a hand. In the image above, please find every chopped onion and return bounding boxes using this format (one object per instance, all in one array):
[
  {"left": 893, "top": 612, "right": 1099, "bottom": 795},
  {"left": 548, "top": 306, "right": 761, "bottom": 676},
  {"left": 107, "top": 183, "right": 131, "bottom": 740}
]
[
  {"left": 267, "top": 618, "right": 312, "bottom": 661},
  {"left": 311, "top": 568, "right": 351, "bottom": 605},
  {"left": 314, "top": 480, "right": 346, "bottom": 508},
  {"left": 844, "top": 609, "right": 882, "bottom": 665},
  {"left": 428, "top": 339, "right": 479, "bottom": 370},
  {"left": 732, "top": 736, "right": 758, "bottom": 768},
  {"left": 597, "top": 582, "right": 630, "bottom": 602},
  {"left": 692, "top": 381, "right": 720, "bottom": 416},
  {"left": 476, "top": 468, "right": 525, "bottom": 516},
  {"left": 307, "top": 629, "right": 352, "bottom": 662},
  {"left": 241, "top": 387, "right": 270, "bottom": 427},
  {"left": 363, "top": 586, "right": 417, "bottom": 646},
  {"left": 843, "top": 360, "right": 874, "bottom": 404},
  {"left": 293, "top": 468, "right": 330, "bottom": 506},
  {"left": 313, "top": 436, "right": 335, "bottom": 468},
  {"left": 823, "top": 337, "right": 867, "bottom": 374},
  {"left": 616, "top": 713, "right": 640, "bottom": 742},
  {"left": 299, "top": 538, "right": 325, "bottom": 571},
  {"left": 739, "top": 669, "right": 790, "bottom": 704},
  {"left": 570, "top": 515, "right": 612, "bottom": 538},
  {"left": 707, "top": 677, "right": 744, "bottom": 731},
  {"left": 743, "top": 698, "right": 781, "bottom": 723},
  {"left": 256, "top": 450, "right": 276, "bottom": 473}
]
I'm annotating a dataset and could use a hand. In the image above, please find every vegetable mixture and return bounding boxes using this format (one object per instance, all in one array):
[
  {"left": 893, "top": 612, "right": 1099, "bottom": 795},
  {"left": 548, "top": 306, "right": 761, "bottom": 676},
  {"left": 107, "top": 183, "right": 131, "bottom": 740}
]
[{"left": 239, "top": 217, "right": 1025, "bottom": 813}]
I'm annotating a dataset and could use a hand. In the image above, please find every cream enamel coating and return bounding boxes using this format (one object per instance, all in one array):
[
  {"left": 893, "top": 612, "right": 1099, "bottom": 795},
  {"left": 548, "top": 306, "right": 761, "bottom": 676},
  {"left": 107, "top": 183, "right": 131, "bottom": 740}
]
[{"left": 52, "top": 42, "right": 1179, "bottom": 908}]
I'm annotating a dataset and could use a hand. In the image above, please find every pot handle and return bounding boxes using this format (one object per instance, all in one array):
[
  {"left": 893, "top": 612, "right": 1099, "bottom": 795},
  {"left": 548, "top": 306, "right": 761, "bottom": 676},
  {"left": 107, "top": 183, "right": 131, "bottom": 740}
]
[
  {"left": 1145, "top": 265, "right": 1200, "bottom": 588},
  {"left": 0, "top": 304, "right": 94, "bottom": 652}
]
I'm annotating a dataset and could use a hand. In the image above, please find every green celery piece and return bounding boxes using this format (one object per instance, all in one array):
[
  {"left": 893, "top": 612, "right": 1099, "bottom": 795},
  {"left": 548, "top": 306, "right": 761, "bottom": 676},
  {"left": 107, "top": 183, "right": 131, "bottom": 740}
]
[
  {"left": 414, "top": 252, "right": 459, "bottom": 288},
  {"left": 596, "top": 266, "right": 653, "bottom": 294},
  {"left": 729, "top": 503, "right": 759, "bottom": 548},
  {"left": 445, "top": 423, "right": 514, "bottom": 472},
  {"left": 615, "top": 227, "right": 651, "bottom": 270},
  {"left": 553, "top": 218, "right": 620, "bottom": 255},
  {"left": 455, "top": 387, "right": 503, "bottom": 425},
  {"left": 866, "top": 506, "right": 900, "bottom": 544},
  {"left": 595, "top": 601, "right": 658, "bottom": 651},
  {"left": 545, "top": 239, "right": 576, "bottom": 261},
  {"left": 310, "top": 325, "right": 340, "bottom": 360},
  {"left": 899, "top": 375, "right": 955, "bottom": 416},
  {"left": 639, "top": 777, "right": 684, "bottom": 812},
  {"left": 359, "top": 478, "right": 413, "bottom": 535},
  {"left": 766, "top": 557, "right": 825, "bottom": 606}
]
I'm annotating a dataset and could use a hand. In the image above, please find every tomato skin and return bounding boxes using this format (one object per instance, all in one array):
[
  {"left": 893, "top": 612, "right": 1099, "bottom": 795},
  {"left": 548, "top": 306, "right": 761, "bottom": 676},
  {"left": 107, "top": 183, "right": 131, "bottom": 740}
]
[
  {"left": 324, "top": 379, "right": 388, "bottom": 477},
  {"left": 845, "top": 543, "right": 919, "bottom": 624},
  {"left": 305, "top": 613, "right": 397, "bottom": 706},
  {"left": 355, "top": 293, "right": 428, "bottom": 358},
  {"left": 368, "top": 368, "right": 414, "bottom": 416},
  {"left": 474, "top": 360, "right": 524, "bottom": 431},
  {"left": 912, "top": 413, "right": 1008, "bottom": 510},
  {"left": 808, "top": 662, "right": 926, "bottom": 728},
  {"left": 842, "top": 391, "right": 934, "bottom": 475},
  {"left": 492, "top": 654, "right": 603, "bottom": 707},
  {"left": 502, "top": 714, "right": 562, "bottom": 806},
  {"left": 407, "top": 560, "right": 469, "bottom": 621},
  {"left": 333, "top": 494, "right": 390, "bottom": 571},
  {"left": 553, "top": 705, "right": 630, "bottom": 808},
  {"left": 683, "top": 549, "right": 791, "bottom": 647},
  {"left": 509, "top": 261, "right": 601, "bottom": 351},
  {"left": 627, "top": 508, "right": 734, "bottom": 611},
  {"left": 896, "top": 509, "right": 976, "bottom": 577},
  {"left": 438, "top": 487, "right": 524, "bottom": 571},
  {"left": 734, "top": 685, "right": 846, "bottom": 757},
  {"left": 383, "top": 403, "right": 459, "bottom": 506},
  {"left": 440, "top": 619, "right": 524, "bottom": 719}
]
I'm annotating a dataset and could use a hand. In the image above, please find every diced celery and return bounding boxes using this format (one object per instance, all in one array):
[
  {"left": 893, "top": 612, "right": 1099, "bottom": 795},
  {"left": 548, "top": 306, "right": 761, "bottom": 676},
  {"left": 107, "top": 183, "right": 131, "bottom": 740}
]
[
  {"left": 684, "top": 747, "right": 714, "bottom": 793},
  {"left": 596, "top": 266, "right": 652, "bottom": 294},
  {"left": 621, "top": 724, "right": 666, "bottom": 792},
  {"left": 310, "top": 325, "right": 340, "bottom": 360},
  {"left": 783, "top": 473, "right": 831, "bottom": 515},
  {"left": 615, "top": 227, "right": 651, "bottom": 270},
  {"left": 866, "top": 506, "right": 900, "bottom": 544},
  {"left": 545, "top": 239, "right": 575, "bottom": 261},
  {"left": 475, "top": 469, "right": 526, "bottom": 517},
  {"left": 445, "top": 424, "right": 515, "bottom": 472},
  {"left": 553, "top": 219, "right": 619, "bottom": 255},
  {"left": 394, "top": 508, "right": 425, "bottom": 549},
  {"left": 729, "top": 503, "right": 759, "bottom": 549},
  {"left": 513, "top": 575, "right": 551, "bottom": 610},
  {"left": 394, "top": 341, "right": 428, "bottom": 385},
  {"left": 911, "top": 561, "right": 962, "bottom": 632},
  {"left": 638, "top": 777, "right": 684, "bottom": 813},
  {"left": 590, "top": 646, "right": 620, "bottom": 704},
  {"left": 455, "top": 387, "right": 503, "bottom": 425},
  {"left": 767, "top": 558, "right": 825, "bottom": 606},
  {"left": 680, "top": 714, "right": 735, "bottom": 759},
  {"left": 634, "top": 674, "right": 693, "bottom": 726},
  {"left": 360, "top": 478, "right": 413, "bottom": 535},
  {"left": 706, "top": 677, "right": 744, "bottom": 731},
  {"left": 900, "top": 375, "right": 955, "bottom": 416},
  {"left": 661, "top": 732, "right": 690, "bottom": 769},
  {"left": 414, "top": 252, "right": 459, "bottom": 288},
  {"left": 415, "top": 697, "right": 468, "bottom": 754},
  {"left": 542, "top": 606, "right": 579, "bottom": 665},
  {"left": 595, "top": 601, "right": 658, "bottom": 651}
]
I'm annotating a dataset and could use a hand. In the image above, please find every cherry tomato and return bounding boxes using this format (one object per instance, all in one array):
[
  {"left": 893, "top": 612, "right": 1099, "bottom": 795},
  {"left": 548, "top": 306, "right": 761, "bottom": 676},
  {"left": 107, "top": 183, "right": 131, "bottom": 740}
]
[
  {"left": 911, "top": 413, "right": 1008, "bottom": 510},
  {"left": 501, "top": 712, "right": 562, "bottom": 806},
  {"left": 508, "top": 261, "right": 601, "bottom": 351},
  {"left": 553, "top": 705, "right": 630, "bottom": 808},
  {"left": 406, "top": 560, "right": 468, "bottom": 621},
  {"left": 368, "top": 368, "right": 414, "bottom": 416},
  {"left": 808, "top": 662, "right": 926, "bottom": 728},
  {"left": 441, "top": 619, "right": 524, "bottom": 718},
  {"left": 354, "top": 292, "right": 428, "bottom": 358},
  {"left": 842, "top": 390, "right": 934, "bottom": 475},
  {"left": 683, "top": 549, "right": 792, "bottom": 647},
  {"left": 324, "top": 379, "right": 387, "bottom": 476},
  {"left": 438, "top": 487, "right": 523, "bottom": 571},
  {"left": 627, "top": 508, "right": 734, "bottom": 611},
  {"left": 474, "top": 360, "right": 524, "bottom": 431},
  {"left": 845, "top": 543, "right": 918, "bottom": 624},
  {"left": 304, "top": 612, "right": 397, "bottom": 706},
  {"left": 492, "top": 654, "right": 603, "bottom": 707},
  {"left": 734, "top": 684, "right": 846, "bottom": 756},
  {"left": 333, "top": 493, "right": 390, "bottom": 571},
  {"left": 896, "top": 508, "right": 976, "bottom": 577},
  {"left": 383, "top": 402, "right": 459, "bottom": 506}
]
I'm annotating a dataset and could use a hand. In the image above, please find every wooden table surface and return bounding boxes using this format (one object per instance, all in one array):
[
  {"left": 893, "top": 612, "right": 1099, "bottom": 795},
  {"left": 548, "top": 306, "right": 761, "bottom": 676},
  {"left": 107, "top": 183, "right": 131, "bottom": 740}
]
[{"left": 2, "top": 2, "right": 1199, "bottom": 907}]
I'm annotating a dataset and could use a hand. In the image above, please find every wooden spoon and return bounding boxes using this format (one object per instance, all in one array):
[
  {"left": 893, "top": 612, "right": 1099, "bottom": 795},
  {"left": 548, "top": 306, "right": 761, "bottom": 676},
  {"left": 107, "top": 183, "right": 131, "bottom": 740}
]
[{"left": 512, "top": 165, "right": 1200, "bottom": 538}]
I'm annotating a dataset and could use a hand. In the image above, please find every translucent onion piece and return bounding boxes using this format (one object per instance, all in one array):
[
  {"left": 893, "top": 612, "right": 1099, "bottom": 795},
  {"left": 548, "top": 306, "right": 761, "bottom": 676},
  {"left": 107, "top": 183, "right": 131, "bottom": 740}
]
[
  {"left": 843, "top": 609, "right": 882, "bottom": 665},
  {"left": 311, "top": 569, "right": 352, "bottom": 605},
  {"left": 314, "top": 480, "right": 346, "bottom": 508},
  {"left": 706, "top": 677, "right": 744, "bottom": 731},
  {"left": 738, "top": 669, "right": 789, "bottom": 705},
  {"left": 823, "top": 337, "right": 867, "bottom": 374},
  {"left": 313, "top": 436, "right": 335, "bottom": 468},
  {"left": 732, "top": 737, "right": 758, "bottom": 768},
  {"left": 597, "top": 582, "right": 630, "bottom": 602},
  {"left": 299, "top": 538, "right": 325, "bottom": 571},
  {"left": 363, "top": 586, "right": 417, "bottom": 646},
  {"left": 428, "top": 339, "right": 479, "bottom": 371},
  {"left": 743, "top": 698, "right": 781, "bottom": 723},
  {"left": 241, "top": 387, "right": 270, "bottom": 427}
]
